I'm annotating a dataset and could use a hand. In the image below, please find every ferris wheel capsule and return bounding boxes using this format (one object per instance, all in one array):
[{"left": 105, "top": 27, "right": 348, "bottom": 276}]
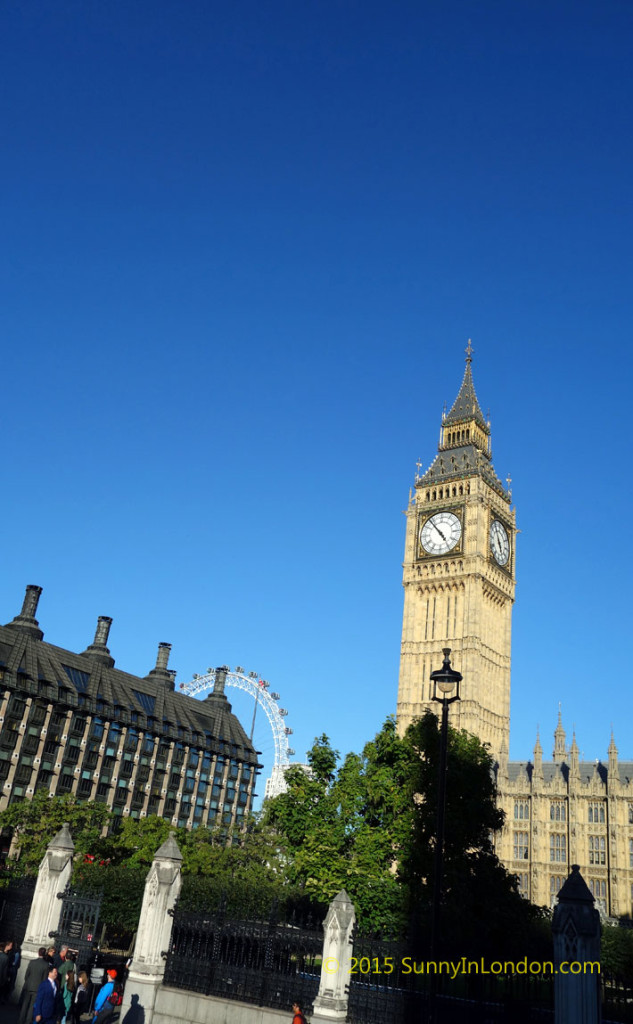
[{"left": 179, "top": 668, "right": 293, "bottom": 780}]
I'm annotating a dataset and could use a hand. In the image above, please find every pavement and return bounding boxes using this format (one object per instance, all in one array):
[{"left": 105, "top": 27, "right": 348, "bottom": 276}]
[{"left": 0, "top": 1006, "right": 118, "bottom": 1024}]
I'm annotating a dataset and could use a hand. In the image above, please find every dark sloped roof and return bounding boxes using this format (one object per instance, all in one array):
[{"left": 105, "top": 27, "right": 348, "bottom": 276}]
[
  {"left": 507, "top": 759, "right": 632, "bottom": 785},
  {"left": 444, "top": 361, "right": 487, "bottom": 428},
  {"left": 419, "top": 443, "right": 506, "bottom": 495},
  {"left": 0, "top": 622, "right": 259, "bottom": 766},
  {"left": 557, "top": 864, "right": 595, "bottom": 904}
]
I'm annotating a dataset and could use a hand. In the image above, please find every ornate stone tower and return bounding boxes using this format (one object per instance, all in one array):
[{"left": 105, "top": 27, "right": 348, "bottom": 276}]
[{"left": 396, "top": 344, "right": 516, "bottom": 759}]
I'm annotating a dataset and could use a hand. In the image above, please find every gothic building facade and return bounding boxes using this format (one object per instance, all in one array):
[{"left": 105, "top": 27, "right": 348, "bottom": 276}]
[
  {"left": 396, "top": 347, "right": 633, "bottom": 917},
  {"left": 0, "top": 585, "right": 259, "bottom": 830}
]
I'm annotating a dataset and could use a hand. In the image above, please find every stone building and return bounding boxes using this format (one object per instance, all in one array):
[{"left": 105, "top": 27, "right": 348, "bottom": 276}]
[
  {"left": 495, "top": 718, "right": 633, "bottom": 915},
  {"left": 396, "top": 340, "right": 515, "bottom": 761},
  {"left": 396, "top": 345, "right": 633, "bottom": 917},
  {"left": 0, "top": 585, "right": 260, "bottom": 830}
]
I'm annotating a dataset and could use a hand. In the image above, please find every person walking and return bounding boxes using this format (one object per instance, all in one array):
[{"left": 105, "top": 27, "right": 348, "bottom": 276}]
[
  {"left": 17, "top": 947, "right": 49, "bottom": 1024},
  {"left": 33, "top": 965, "right": 62, "bottom": 1024},
  {"left": 61, "top": 968, "right": 75, "bottom": 1024},
  {"left": 291, "top": 1002, "right": 308, "bottom": 1024},
  {"left": 70, "top": 970, "right": 92, "bottom": 1024},
  {"left": 7, "top": 938, "right": 21, "bottom": 998},
  {"left": 58, "top": 946, "right": 74, "bottom": 984},
  {"left": 0, "top": 941, "right": 10, "bottom": 1002},
  {"left": 92, "top": 968, "right": 118, "bottom": 1023}
]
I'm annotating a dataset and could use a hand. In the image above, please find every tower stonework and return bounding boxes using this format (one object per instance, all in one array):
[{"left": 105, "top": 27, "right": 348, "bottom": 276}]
[
  {"left": 395, "top": 346, "right": 633, "bottom": 917},
  {"left": 396, "top": 347, "right": 515, "bottom": 761}
]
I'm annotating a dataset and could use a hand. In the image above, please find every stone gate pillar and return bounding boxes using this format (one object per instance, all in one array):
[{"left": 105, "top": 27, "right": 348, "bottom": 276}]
[
  {"left": 120, "top": 833, "right": 182, "bottom": 1024},
  {"left": 552, "top": 864, "right": 601, "bottom": 1024},
  {"left": 311, "top": 890, "right": 356, "bottom": 1023},
  {"left": 15, "top": 823, "right": 75, "bottom": 998}
]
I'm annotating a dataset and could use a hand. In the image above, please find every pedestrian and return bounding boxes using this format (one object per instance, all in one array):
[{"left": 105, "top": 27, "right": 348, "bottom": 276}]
[
  {"left": 0, "top": 941, "right": 10, "bottom": 1001},
  {"left": 92, "top": 968, "right": 118, "bottom": 1023},
  {"left": 17, "top": 947, "right": 49, "bottom": 1024},
  {"left": 71, "top": 970, "right": 92, "bottom": 1024},
  {"left": 61, "top": 968, "right": 75, "bottom": 1024},
  {"left": 291, "top": 1001, "right": 307, "bottom": 1024},
  {"left": 7, "top": 938, "right": 21, "bottom": 996},
  {"left": 58, "top": 945, "right": 74, "bottom": 981},
  {"left": 33, "top": 965, "right": 62, "bottom": 1024},
  {"left": 46, "top": 947, "right": 57, "bottom": 968}
]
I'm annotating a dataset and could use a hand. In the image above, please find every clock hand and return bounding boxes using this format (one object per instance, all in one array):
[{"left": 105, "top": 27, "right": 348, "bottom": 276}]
[{"left": 433, "top": 523, "right": 447, "bottom": 542}]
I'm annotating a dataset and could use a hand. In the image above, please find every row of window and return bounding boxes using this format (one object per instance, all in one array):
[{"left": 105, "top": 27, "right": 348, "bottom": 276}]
[
  {"left": 517, "top": 875, "right": 609, "bottom": 909},
  {"left": 512, "top": 831, "right": 625, "bottom": 865},
  {"left": 423, "top": 483, "right": 471, "bottom": 502},
  {"left": 514, "top": 800, "right": 633, "bottom": 824},
  {"left": 3, "top": 689, "right": 249, "bottom": 762},
  {"left": 0, "top": 697, "right": 256, "bottom": 826}
]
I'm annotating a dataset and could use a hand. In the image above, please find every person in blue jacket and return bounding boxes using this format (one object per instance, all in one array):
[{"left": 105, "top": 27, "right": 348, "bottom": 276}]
[
  {"left": 33, "top": 965, "right": 61, "bottom": 1024},
  {"left": 92, "top": 969, "right": 118, "bottom": 1022}
]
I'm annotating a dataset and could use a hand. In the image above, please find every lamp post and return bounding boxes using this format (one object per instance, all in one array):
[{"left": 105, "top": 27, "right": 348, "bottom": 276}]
[{"left": 428, "top": 647, "right": 462, "bottom": 1023}]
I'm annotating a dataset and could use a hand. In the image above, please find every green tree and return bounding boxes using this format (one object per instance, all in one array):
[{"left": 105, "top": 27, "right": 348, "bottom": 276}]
[
  {"left": 263, "top": 723, "right": 411, "bottom": 929},
  {"left": 264, "top": 713, "right": 549, "bottom": 954},
  {"left": 72, "top": 861, "right": 146, "bottom": 938},
  {"left": 0, "top": 789, "right": 111, "bottom": 873},
  {"left": 601, "top": 924, "right": 633, "bottom": 980},
  {"left": 106, "top": 814, "right": 172, "bottom": 867}
]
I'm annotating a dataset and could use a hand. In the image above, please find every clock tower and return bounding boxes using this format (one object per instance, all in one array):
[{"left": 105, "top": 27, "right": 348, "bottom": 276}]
[{"left": 396, "top": 344, "right": 516, "bottom": 759}]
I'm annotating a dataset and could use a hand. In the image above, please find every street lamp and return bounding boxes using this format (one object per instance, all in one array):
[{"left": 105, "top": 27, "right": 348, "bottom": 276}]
[{"left": 428, "top": 647, "right": 462, "bottom": 1022}]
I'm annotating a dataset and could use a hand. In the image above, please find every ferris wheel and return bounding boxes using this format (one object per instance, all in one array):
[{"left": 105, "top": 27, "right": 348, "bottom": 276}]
[{"left": 179, "top": 667, "right": 295, "bottom": 782}]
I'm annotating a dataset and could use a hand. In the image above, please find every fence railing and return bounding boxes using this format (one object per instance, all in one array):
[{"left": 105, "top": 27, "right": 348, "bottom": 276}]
[
  {"left": 164, "top": 894, "right": 323, "bottom": 1013},
  {"left": 0, "top": 876, "right": 36, "bottom": 944},
  {"left": 346, "top": 926, "right": 556, "bottom": 1024}
]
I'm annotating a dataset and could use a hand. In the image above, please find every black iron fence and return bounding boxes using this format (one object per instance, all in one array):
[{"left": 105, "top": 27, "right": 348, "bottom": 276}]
[
  {"left": 603, "top": 975, "right": 633, "bottom": 1024},
  {"left": 0, "top": 875, "right": 36, "bottom": 943},
  {"left": 51, "top": 886, "right": 102, "bottom": 968},
  {"left": 164, "top": 893, "right": 323, "bottom": 1013},
  {"left": 347, "top": 926, "right": 555, "bottom": 1024}
]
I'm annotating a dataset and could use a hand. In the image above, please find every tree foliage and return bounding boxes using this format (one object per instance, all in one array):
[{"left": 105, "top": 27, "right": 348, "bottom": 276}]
[
  {"left": 601, "top": 923, "right": 633, "bottom": 980},
  {"left": 72, "top": 862, "right": 146, "bottom": 936},
  {"left": 0, "top": 789, "right": 111, "bottom": 873},
  {"left": 264, "top": 713, "right": 549, "bottom": 957},
  {"left": 0, "top": 714, "right": 551, "bottom": 962}
]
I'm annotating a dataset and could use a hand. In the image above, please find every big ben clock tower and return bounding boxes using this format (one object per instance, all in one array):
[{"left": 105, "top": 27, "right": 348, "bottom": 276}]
[{"left": 396, "top": 343, "right": 515, "bottom": 760}]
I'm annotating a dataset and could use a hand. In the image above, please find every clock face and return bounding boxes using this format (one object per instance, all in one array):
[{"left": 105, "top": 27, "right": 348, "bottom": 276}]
[
  {"left": 490, "top": 519, "right": 510, "bottom": 566},
  {"left": 420, "top": 511, "right": 462, "bottom": 556}
]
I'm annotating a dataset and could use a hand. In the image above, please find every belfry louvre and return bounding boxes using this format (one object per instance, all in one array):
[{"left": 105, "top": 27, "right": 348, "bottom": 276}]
[{"left": 0, "top": 585, "right": 260, "bottom": 829}]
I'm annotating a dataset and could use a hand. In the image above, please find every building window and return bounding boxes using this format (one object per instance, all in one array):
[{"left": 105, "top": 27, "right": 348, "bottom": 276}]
[
  {"left": 90, "top": 717, "right": 104, "bottom": 740},
  {"left": 588, "top": 803, "right": 605, "bottom": 824},
  {"left": 516, "top": 873, "right": 528, "bottom": 896},
  {"left": 629, "top": 839, "right": 633, "bottom": 869},
  {"left": 550, "top": 876, "right": 564, "bottom": 904},
  {"left": 514, "top": 800, "right": 529, "bottom": 820},
  {"left": 57, "top": 771, "right": 74, "bottom": 794},
  {"left": 628, "top": 804, "right": 633, "bottom": 825},
  {"left": 589, "top": 879, "right": 607, "bottom": 913},
  {"left": 550, "top": 801, "right": 566, "bottom": 822},
  {"left": 550, "top": 834, "right": 566, "bottom": 863},
  {"left": 589, "top": 836, "right": 606, "bottom": 865},
  {"left": 513, "top": 832, "right": 529, "bottom": 860}
]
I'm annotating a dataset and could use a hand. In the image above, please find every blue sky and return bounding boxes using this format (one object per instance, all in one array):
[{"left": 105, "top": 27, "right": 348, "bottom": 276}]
[{"left": 2, "top": 1, "right": 633, "bottom": 789}]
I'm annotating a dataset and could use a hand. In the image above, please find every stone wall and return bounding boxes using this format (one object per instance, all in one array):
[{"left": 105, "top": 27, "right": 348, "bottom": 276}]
[{"left": 152, "top": 987, "right": 292, "bottom": 1024}]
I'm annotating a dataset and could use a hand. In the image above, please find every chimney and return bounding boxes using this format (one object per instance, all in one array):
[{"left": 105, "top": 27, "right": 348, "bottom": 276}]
[
  {"left": 5, "top": 584, "right": 44, "bottom": 639},
  {"left": 203, "top": 665, "right": 231, "bottom": 708},
  {"left": 81, "top": 616, "right": 115, "bottom": 667},
  {"left": 214, "top": 665, "right": 228, "bottom": 697},
  {"left": 145, "top": 642, "right": 175, "bottom": 689}
]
